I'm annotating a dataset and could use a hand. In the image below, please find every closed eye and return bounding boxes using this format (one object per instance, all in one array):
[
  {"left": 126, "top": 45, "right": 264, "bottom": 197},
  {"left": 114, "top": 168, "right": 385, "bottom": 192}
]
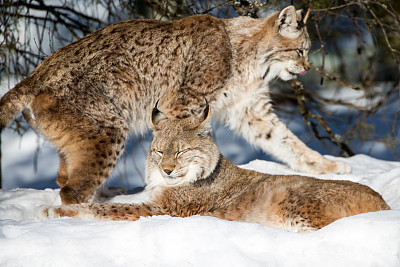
[
  {"left": 154, "top": 150, "right": 163, "bottom": 157},
  {"left": 175, "top": 149, "right": 190, "bottom": 158}
]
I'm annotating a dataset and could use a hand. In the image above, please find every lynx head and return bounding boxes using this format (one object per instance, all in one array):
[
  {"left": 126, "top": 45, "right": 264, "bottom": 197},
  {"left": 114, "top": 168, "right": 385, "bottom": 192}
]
[
  {"left": 146, "top": 102, "right": 220, "bottom": 187},
  {"left": 261, "top": 5, "right": 311, "bottom": 81}
]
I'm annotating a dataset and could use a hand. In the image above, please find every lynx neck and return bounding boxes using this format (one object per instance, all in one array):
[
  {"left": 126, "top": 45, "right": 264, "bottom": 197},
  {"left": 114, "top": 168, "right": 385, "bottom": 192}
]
[
  {"left": 224, "top": 15, "right": 276, "bottom": 84},
  {"left": 192, "top": 155, "right": 269, "bottom": 198}
]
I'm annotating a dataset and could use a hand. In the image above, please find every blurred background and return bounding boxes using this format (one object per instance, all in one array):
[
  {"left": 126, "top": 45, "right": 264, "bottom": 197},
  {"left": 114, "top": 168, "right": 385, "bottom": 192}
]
[{"left": 1, "top": 0, "right": 399, "bottom": 190}]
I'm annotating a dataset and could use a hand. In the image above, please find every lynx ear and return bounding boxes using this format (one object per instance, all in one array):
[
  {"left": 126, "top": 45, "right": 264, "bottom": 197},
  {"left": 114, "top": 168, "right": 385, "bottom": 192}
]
[
  {"left": 277, "top": 6, "right": 301, "bottom": 39},
  {"left": 197, "top": 101, "right": 212, "bottom": 137},
  {"left": 296, "top": 8, "right": 310, "bottom": 27},
  {"left": 150, "top": 100, "right": 168, "bottom": 130}
]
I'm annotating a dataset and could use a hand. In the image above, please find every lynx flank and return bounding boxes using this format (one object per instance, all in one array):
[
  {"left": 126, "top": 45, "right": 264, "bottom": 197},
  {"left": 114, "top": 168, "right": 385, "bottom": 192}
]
[
  {"left": 0, "top": 6, "right": 349, "bottom": 204},
  {"left": 39, "top": 106, "right": 389, "bottom": 233}
]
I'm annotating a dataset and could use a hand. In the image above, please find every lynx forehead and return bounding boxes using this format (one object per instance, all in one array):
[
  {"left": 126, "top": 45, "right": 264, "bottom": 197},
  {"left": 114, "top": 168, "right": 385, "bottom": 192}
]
[
  {"left": 1, "top": 6, "right": 349, "bottom": 204},
  {"left": 39, "top": 106, "right": 389, "bottom": 233}
]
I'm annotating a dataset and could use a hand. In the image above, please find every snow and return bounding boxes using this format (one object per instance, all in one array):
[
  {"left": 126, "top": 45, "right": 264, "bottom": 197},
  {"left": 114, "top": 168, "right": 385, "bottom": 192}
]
[{"left": 1, "top": 155, "right": 400, "bottom": 266}]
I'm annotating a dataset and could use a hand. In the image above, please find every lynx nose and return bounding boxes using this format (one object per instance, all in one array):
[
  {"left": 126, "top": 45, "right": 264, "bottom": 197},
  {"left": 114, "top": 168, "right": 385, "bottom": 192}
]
[
  {"left": 304, "top": 61, "right": 310, "bottom": 71},
  {"left": 163, "top": 168, "right": 173, "bottom": 175}
]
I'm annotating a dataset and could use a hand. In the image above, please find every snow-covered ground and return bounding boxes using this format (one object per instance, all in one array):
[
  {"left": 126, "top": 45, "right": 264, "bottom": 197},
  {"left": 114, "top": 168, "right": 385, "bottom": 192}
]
[{"left": 1, "top": 154, "right": 400, "bottom": 266}]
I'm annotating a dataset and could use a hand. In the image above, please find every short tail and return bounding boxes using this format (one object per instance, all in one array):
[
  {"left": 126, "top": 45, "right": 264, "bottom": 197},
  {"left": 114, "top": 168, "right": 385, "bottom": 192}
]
[{"left": 0, "top": 82, "right": 34, "bottom": 131}]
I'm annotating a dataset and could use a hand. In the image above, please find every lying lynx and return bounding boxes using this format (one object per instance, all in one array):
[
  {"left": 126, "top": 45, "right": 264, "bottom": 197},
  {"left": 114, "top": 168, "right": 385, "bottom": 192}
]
[
  {"left": 39, "top": 105, "right": 389, "bottom": 232},
  {"left": 1, "top": 6, "right": 349, "bottom": 204}
]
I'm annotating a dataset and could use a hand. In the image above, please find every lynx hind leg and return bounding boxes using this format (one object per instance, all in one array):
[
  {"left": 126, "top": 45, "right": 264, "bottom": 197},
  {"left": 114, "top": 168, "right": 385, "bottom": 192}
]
[
  {"left": 272, "top": 191, "right": 330, "bottom": 232},
  {"left": 30, "top": 92, "right": 129, "bottom": 204},
  {"left": 56, "top": 153, "right": 68, "bottom": 187},
  {"left": 59, "top": 125, "right": 128, "bottom": 204}
]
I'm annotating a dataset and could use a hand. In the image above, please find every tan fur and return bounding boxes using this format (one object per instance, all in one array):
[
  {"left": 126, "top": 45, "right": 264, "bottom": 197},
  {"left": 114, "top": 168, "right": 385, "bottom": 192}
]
[
  {"left": 40, "top": 107, "right": 389, "bottom": 233},
  {"left": 1, "top": 6, "right": 349, "bottom": 204}
]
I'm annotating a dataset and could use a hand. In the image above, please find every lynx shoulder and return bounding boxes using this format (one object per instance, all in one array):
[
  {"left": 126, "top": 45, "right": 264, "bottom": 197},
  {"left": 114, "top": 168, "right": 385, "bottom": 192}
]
[
  {"left": 40, "top": 106, "right": 389, "bottom": 233},
  {"left": 1, "top": 6, "right": 349, "bottom": 204}
]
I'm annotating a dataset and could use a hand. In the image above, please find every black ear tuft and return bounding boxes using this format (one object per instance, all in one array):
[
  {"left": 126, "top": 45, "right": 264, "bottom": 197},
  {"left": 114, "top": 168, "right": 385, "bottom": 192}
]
[
  {"left": 151, "top": 100, "right": 161, "bottom": 121},
  {"left": 150, "top": 100, "right": 168, "bottom": 129},
  {"left": 196, "top": 98, "right": 212, "bottom": 137},
  {"left": 202, "top": 98, "right": 210, "bottom": 122}
]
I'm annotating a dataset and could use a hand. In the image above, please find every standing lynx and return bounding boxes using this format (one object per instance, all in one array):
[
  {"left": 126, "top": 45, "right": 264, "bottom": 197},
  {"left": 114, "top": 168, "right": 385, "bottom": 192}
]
[
  {"left": 0, "top": 6, "right": 349, "bottom": 204},
  {"left": 39, "top": 105, "right": 389, "bottom": 233}
]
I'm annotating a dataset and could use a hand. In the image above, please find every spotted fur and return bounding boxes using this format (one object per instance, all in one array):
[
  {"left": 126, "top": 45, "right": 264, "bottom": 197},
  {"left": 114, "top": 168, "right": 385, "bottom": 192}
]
[
  {"left": 1, "top": 6, "right": 348, "bottom": 204},
  {"left": 39, "top": 107, "right": 389, "bottom": 233}
]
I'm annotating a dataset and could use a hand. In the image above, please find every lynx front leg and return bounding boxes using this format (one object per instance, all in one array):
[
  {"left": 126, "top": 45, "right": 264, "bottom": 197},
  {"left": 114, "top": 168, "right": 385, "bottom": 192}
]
[
  {"left": 223, "top": 96, "right": 350, "bottom": 174},
  {"left": 38, "top": 202, "right": 166, "bottom": 221}
]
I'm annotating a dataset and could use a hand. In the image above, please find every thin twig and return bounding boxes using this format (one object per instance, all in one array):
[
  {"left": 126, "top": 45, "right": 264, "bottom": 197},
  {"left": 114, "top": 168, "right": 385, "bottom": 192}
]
[
  {"left": 314, "top": 22, "right": 325, "bottom": 85},
  {"left": 291, "top": 79, "right": 355, "bottom": 157},
  {"left": 309, "top": 64, "right": 364, "bottom": 91}
]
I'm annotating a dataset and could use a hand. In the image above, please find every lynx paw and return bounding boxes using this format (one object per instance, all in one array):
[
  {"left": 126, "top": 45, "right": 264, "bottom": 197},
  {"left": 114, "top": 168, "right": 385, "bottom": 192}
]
[
  {"left": 35, "top": 206, "right": 54, "bottom": 220},
  {"left": 328, "top": 160, "right": 351, "bottom": 174},
  {"left": 296, "top": 158, "right": 351, "bottom": 174}
]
